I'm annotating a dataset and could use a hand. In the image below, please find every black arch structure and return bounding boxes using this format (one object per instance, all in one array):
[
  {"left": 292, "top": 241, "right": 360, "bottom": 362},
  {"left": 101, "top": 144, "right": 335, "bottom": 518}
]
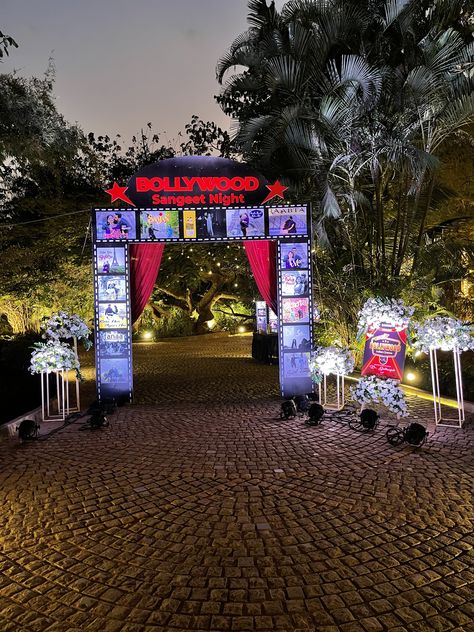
[{"left": 92, "top": 159, "right": 314, "bottom": 402}]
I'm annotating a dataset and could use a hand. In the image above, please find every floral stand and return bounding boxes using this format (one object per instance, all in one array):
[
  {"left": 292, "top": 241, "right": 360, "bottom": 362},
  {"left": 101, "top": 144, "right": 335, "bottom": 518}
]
[
  {"left": 318, "top": 373, "right": 345, "bottom": 411},
  {"left": 30, "top": 339, "right": 82, "bottom": 422},
  {"left": 40, "top": 369, "right": 79, "bottom": 422},
  {"left": 310, "top": 346, "right": 354, "bottom": 412},
  {"left": 413, "top": 317, "right": 472, "bottom": 429},
  {"left": 429, "top": 347, "right": 465, "bottom": 428}
]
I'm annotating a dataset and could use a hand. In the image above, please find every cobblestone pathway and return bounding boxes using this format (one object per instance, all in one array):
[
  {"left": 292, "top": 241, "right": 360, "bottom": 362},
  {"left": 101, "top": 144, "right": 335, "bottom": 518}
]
[{"left": 1, "top": 334, "right": 473, "bottom": 632}]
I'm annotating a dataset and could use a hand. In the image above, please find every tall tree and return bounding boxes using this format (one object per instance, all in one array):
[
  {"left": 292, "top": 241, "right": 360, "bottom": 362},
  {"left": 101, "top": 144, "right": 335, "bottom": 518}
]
[{"left": 217, "top": 0, "right": 474, "bottom": 339}]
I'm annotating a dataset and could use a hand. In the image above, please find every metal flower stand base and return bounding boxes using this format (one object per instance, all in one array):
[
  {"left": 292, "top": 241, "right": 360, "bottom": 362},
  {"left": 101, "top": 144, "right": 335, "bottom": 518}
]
[
  {"left": 429, "top": 347, "right": 465, "bottom": 428},
  {"left": 40, "top": 369, "right": 80, "bottom": 422},
  {"left": 318, "top": 373, "right": 345, "bottom": 411},
  {"left": 70, "top": 337, "right": 81, "bottom": 413}
]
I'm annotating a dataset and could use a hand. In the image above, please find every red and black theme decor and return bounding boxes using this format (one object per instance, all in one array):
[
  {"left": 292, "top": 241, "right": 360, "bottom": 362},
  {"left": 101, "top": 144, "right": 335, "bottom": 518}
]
[
  {"left": 361, "top": 324, "right": 407, "bottom": 380},
  {"left": 93, "top": 157, "right": 313, "bottom": 401}
]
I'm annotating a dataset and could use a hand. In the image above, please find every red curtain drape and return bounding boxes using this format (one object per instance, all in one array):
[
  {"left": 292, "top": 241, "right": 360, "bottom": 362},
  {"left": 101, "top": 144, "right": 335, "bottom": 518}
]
[
  {"left": 244, "top": 241, "right": 278, "bottom": 314},
  {"left": 129, "top": 243, "right": 165, "bottom": 323}
]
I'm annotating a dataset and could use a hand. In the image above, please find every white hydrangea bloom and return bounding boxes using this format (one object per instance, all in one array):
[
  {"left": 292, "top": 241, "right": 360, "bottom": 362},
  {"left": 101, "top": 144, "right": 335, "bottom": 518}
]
[
  {"left": 351, "top": 375, "right": 408, "bottom": 417},
  {"left": 412, "top": 317, "right": 474, "bottom": 353}
]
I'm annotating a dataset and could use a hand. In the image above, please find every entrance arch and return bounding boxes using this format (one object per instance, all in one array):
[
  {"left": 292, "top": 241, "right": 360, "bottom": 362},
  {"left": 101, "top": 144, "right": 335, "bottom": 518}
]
[{"left": 92, "top": 157, "right": 314, "bottom": 402}]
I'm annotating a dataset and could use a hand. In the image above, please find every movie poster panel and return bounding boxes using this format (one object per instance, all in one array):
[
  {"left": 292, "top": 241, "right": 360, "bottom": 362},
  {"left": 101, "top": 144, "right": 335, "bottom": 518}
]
[
  {"left": 282, "top": 325, "right": 311, "bottom": 351},
  {"left": 226, "top": 208, "right": 265, "bottom": 238},
  {"left": 196, "top": 208, "right": 227, "bottom": 238},
  {"left": 140, "top": 210, "right": 179, "bottom": 239},
  {"left": 268, "top": 309, "right": 278, "bottom": 333},
  {"left": 280, "top": 243, "right": 308, "bottom": 269},
  {"left": 361, "top": 326, "right": 407, "bottom": 380},
  {"left": 98, "top": 302, "right": 128, "bottom": 329},
  {"left": 268, "top": 206, "right": 307, "bottom": 236},
  {"left": 256, "top": 301, "right": 267, "bottom": 333},
  {"left": 96, "top": 247, "right": 126, "bottom": 274},
  {"left": 96, "top": 211, "right": 136, "bottom": 240},
  {"left": 281, "top": 270, "right": 309, "bottom": 297},
  {"left": 282, "top": 297, "right": 309, "bottom": 324},
  {"left": 97, "top": 276, "right": 127, "bottom": 302},
  {"left": 99, "top": 358, "right": 129, "bottom": 386},
  {"left": 98, "top": 330, "right": 130, "bottom": 357},
  {"left": 183, "top": 210, "right": 197, "bottom": 239},
  {"left": 282, "top": 352, "right": 311, "bottom": 378}
]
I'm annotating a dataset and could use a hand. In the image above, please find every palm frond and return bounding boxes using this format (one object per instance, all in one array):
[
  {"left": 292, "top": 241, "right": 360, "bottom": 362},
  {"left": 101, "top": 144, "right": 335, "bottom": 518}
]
[
  {"left": 432, "top": 93, "right": 474, "bottom": 149},
  {"left": 321, "top": 184, "right": 342, "bottom": 219},
  {"left": 315, "top": 218, "right": 331, "bottom": 248},
  {"left": 219, "top": 72, "right": 265, "bottom": 100},
  {"left": 247, "top": 0, "right": 281, "bottom": 30},
  {"left": 264, "top": 55, "right": 303, "bottom": 92},
  {"left": 422, "top": 28, "right": 470, "bottom": 76},
  {"left": 383, "top": 0, "right": 413, "bottom": 31},
  {"left": 326, "top": 56, "right": 382, "bottom": 104},
  {"left": 287, "top": 21, "right": 313, "bottom": 60},
  {"left": 236, "top": 114, "right": 274, "bottom": 151}
]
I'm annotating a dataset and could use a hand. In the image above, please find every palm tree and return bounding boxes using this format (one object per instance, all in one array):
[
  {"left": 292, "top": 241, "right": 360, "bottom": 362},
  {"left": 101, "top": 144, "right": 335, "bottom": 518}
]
[{"left": 217, "top": 0, "right": 474, "bottom": 295}]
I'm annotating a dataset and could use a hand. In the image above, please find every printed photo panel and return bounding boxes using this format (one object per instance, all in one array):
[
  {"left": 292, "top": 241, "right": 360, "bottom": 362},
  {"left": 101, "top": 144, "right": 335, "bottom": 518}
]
[
  {"left": 281, "top": 270, "right": 309, "bottom": 297},
  {"left": 97, "top": 276, "right": 127, "bottom": 302},
  {"left": 99, "top": 358, "right": 129, "bottom": 385},
  {"left": 98, "top": 302, "right": 128, "bottom": 329},
  {"left": 268, "top": 206, "right": 307, "bottom": 236},
  {"left": 282, "top": 297, "right": 310, "bottom": 324},
  {"left": 282, "top": 352, "right": 311, "bottom": 378},
  {"left": 196, "top": 208, "right": 227, "bottom": 239},
  {"left": 98, "top": 330, "right": 130, "bottom": 357},
  {"left": 226, "top": 208, "right": 265, "bottom": 238},
  {"left": 140, "top": 210, "right": 179, "bottom": 239},
  {"left": 282, "top": 325, "right": 311, "bottom": 351},
  {"left": 280, "top": 243, "right": 308, "bottom": 269},
  {"left": 96, "top": 247, "right": 126, "bottom": 274},
  {"left": 96, "top": 211, "right": 136, "bottom": 240},
  {"left": 183, "top": 210, "right": 197, "bottom": 239}
]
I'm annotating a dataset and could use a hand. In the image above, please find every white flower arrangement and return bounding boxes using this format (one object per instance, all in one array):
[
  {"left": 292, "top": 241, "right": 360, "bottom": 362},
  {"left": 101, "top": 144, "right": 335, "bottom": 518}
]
[
  {"left": 351, "top": 375, "right": 408, "bottom": 417},
  {"left": 29, "top": 341, "right": 81, "bottom": 379},
  {"left": 412, "top": 316, "right": 474, "bottom": 353},
  {"left": 41, "top": 311, "right": 92, "bottom": 350},
  {"left": 310, "top": 346, "right": 355, "bottom": 383},
  {"left": 357, "top": 297, "right": 414, "bottom": 337}
]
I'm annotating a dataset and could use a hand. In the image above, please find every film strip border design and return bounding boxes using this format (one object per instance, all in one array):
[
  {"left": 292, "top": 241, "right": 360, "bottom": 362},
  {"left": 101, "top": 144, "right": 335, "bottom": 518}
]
[
  {"left": 92, "top": 205, "right": 310, "bottom": 244},
  {"left": 277, "top": 237, "right": 314, "bottom": 398},
  {"left": 93, "top": 243, "right": 133, "bottom": 402}
]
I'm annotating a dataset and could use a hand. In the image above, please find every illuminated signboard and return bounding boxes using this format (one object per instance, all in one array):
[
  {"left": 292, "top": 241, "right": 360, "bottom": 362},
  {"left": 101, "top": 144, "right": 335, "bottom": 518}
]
[{"left": 361, "top": 324, "right": 407, "bottom": 380}]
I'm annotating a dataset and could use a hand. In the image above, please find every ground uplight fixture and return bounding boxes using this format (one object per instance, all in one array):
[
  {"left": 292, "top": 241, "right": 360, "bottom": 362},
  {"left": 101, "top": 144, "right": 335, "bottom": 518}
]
[
  {"left": 142, "top": 331, "right": 153, "bottom": 340},
  {"left": 294, "top": 394, "right": 310, "bottom": 413},
  {"left": 406, "top": 372, "right": 417, "bottom": 382},
  {"left": 280, "top": 399, "right": 297, "bottom": 419},
  {"left": 17, "top": 419, "right": 40, "bottom": 441},
  {"left": 348, "top": 408, "right": 379, "bottom": 432},
  {"left": 305, "top": 403, "right": 324, "bottom": 426},
  {"left": 238, "top": 325, "right": 246, "bottom": 333},
  {"left": 386, "top": 422, "right": 428, "bottom": 447},
  {"left": 359, "top": 408, "right": 379, "bottom": 430}
]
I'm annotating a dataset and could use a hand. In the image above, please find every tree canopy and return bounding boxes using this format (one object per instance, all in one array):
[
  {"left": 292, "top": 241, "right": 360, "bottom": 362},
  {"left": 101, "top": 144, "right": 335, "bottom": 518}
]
[{"left": 216, "top": 0, "right": 474, "bottom": 341}]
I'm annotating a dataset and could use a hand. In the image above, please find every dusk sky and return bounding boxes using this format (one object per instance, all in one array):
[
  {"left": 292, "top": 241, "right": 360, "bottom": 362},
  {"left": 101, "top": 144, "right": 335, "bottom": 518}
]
[{"left": 2, "top": 0, "right": 285, "bottom": 143}]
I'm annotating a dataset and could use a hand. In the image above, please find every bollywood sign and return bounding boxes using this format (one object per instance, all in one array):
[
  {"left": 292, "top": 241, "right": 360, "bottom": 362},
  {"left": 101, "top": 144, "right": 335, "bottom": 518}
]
[{"left": 361, "top": 324, "right": 407, "bottom": 380}]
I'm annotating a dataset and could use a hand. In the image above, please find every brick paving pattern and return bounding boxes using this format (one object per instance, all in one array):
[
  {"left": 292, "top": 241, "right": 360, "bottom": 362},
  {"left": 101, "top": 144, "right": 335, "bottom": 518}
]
[{"left": 0, "top": 333, "right": 473, "bottom": 632}]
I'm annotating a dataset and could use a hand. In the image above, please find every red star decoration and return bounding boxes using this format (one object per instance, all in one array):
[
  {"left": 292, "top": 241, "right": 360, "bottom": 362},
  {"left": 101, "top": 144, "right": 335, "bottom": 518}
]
[
  {"left": 105, "top": 182, "right": 136, "bottom": 206},
  {"left": 262, "top": 180, "right": 289, "bottom": 204}
]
